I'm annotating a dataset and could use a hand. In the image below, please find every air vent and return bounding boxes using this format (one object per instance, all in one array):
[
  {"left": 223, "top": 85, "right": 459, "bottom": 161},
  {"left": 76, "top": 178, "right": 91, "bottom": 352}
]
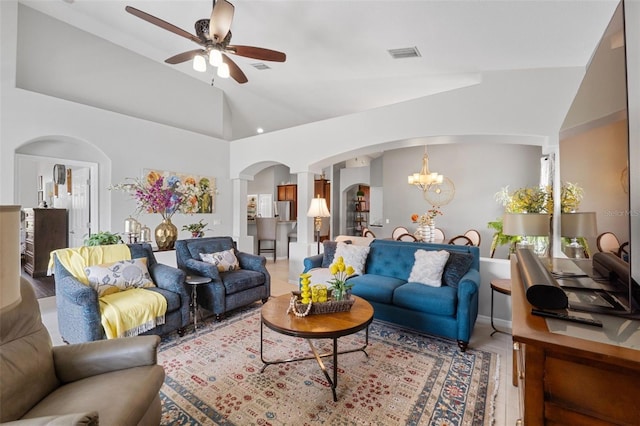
[
  {"left": 388, "top": 46, "right": 421, "bottom": 59},
  {"left": 251, "top": 63, "right": 271, "bottom": 70}
]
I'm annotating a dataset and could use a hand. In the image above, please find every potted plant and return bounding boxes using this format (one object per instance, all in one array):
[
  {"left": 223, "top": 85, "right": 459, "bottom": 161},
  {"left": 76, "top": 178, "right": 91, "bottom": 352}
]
[
  {"left": 182, "top": 219, "right": 208, "bottom": 238},
  {"left": 84, "top": 231, "right": 123, "bottom": 246}
]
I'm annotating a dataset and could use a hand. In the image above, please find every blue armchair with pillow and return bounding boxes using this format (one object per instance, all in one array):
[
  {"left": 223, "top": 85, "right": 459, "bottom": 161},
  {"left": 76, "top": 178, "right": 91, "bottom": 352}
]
[
  {"left": 53, "top": 243, "right": 190, "bottom": 344},
  {"left": 175, "top": 237, "right": 270, "bottom": 320}
]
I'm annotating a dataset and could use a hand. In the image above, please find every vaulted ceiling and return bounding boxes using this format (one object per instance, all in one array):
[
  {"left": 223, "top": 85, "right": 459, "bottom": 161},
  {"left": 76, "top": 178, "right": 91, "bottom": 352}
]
[{"left": 19, "top": 0, "right": 619, "bottom": 140}]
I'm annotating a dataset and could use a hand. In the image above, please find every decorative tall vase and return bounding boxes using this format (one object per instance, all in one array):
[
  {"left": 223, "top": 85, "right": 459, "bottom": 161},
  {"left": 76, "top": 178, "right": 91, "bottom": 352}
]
[
  {"left": 155, "top": 218, "right": 178, "bottom": 250},
  {"left": 416, "top": 224, "right": 431, "bottom": 242},
  {"left": 428, "top": 219, "right": 436, "bottom": 242}
]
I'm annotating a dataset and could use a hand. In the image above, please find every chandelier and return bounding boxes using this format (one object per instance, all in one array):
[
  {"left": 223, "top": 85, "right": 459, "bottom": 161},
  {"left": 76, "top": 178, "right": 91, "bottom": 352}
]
[
  {"left": 193, "top": 49, "right": 230, "bottom": 79},
  {"left": 407, "top": 147, "right": 444, "bottom": 192}
]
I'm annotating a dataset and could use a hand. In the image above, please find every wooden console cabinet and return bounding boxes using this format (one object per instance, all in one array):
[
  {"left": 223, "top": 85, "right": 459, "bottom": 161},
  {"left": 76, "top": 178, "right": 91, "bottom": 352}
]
[
  {"left": 511, "top": 258, "right": 640, "bottom": 425},
  {"left": 23, "top": 208, "right": 68, "bottom": 277}
]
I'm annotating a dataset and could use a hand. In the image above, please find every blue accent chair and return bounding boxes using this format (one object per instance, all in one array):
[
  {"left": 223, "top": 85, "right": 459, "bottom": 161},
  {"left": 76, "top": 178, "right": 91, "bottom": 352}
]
[
  {"left": 175, "top": 237, "right": 271, "bottom": 320},
  {"left": 54, "top": 243, "right": 190, "bottom": 343}
]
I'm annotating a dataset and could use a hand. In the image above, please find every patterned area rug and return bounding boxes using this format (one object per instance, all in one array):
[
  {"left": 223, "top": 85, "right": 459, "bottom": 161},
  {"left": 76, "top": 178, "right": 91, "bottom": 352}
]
[{"left": 158, "top": 305, "right": 499, "bottom": 425}]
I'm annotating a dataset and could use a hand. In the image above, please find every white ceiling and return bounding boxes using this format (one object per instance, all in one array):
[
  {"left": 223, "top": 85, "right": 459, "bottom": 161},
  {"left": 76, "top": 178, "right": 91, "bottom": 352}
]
[{"left": 20, "top": 0, "right": 620, "bottom": 140}]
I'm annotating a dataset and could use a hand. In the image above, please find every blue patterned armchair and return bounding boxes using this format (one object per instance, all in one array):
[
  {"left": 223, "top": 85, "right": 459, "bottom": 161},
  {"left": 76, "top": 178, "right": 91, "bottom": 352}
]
[
  {"left": 175, "top": 237, "right": 270, "bottom": 320},
  {"left": 53, "top": 243, "right": 190, "bottom": 343}
]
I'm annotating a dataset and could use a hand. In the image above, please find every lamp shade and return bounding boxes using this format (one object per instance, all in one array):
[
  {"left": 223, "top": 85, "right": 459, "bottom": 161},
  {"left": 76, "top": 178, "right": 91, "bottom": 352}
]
[
  {"left": 561, "top": 212, "right": 597, "bottom": 238},
  {"left": 502, "top": 213, "right": 550, "bottom": 236},
  {"left": 307, "top": 197, "right": 330, "bottom": 218},
  {"left": 0, "top": 206, "right": 22, "bottom": 312}
]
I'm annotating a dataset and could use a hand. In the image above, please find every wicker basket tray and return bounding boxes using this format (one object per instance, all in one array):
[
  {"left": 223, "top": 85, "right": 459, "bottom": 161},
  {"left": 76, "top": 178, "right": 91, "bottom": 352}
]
[{"left": 291, "top": 290, "right": 355, "bottom": 315}]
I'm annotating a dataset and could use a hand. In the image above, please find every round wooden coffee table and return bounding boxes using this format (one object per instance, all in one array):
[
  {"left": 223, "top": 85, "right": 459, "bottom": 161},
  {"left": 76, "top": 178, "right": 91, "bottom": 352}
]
[{"left": 260, "top": 293, "right": 374, "bottom": 401}]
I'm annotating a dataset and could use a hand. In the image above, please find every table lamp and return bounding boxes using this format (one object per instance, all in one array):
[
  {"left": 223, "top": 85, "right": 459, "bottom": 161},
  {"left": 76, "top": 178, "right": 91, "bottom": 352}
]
[
  {"left": 502, "top": 213, "right": 550, "bottom": 253},
  {"left": 561, "top": 212, "right": 597, "bottom": 248},
  {"left": 307, "top": 196, "right": 331, "bottom": 254}
]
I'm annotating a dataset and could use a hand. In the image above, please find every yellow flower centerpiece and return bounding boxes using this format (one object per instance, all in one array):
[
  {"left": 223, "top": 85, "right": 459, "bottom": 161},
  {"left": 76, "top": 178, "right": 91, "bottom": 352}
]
[
  {"left": 328, "top": 256, "right": 355, "bottom": 301},
  {"left": 288, "top": 258, "right": 356, "bottom": 317}
]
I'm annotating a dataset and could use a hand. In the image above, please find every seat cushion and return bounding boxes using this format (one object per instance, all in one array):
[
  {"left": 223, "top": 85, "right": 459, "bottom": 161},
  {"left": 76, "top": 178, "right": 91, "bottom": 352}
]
[
  {"left": 22, "top": 365, "right": 164, "bottom": 425},
  {"left": 393, "top": 282, "right": 457, "bottom": 316},
  {"left": 349, "top": 274, "right": 406, "bottom": 304},
  {"left": 146, "top": 287, "right": 181, "bottom": 313},
  {"left": 221, "top": 270, "right": 266, "bottom": 295}
]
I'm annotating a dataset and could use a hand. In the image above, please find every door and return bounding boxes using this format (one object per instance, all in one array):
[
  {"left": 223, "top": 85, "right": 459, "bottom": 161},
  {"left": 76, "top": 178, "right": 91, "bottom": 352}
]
[{"left": 68, "top": 167, "right": 91, "bottom": 247}]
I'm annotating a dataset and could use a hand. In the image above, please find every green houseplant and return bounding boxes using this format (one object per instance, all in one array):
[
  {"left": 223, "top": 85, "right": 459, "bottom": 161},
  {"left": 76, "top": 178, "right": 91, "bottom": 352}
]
[
  {"left": 84, "top": 231, "right": 123, "bottom": 246},
  {"left": 182, "top": 219, "right": 208, "bottom": 238}
]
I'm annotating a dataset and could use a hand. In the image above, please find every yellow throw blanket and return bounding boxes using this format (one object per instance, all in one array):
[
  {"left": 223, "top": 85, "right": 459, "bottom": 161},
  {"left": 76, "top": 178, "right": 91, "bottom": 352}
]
[
  {"left": 50, "top": 245, "right": 167, "bottom": 339},
  {"left": 99, "top": 288, "right": 167, "bottom": 339},
  {"left": 48, "top": 245, "right": 132, "bottom": 283}
]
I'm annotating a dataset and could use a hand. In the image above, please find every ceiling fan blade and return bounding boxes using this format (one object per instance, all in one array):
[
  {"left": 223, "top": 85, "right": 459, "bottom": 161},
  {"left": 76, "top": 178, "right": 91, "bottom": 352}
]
[
  {"left": 125, "top": 6, "right": 202, "bottom": 45},
  {"left": 165, "top": 49, "right": 205, "bottom": 64},
  {"left": 209, "top": 0, "right": 235, "bottom": 42},
  {"left": 222, "top": 54, "right": 248, "bottom": 84},
  {"left": 228, "top": 45, "right": 286, "bottom": 62}
]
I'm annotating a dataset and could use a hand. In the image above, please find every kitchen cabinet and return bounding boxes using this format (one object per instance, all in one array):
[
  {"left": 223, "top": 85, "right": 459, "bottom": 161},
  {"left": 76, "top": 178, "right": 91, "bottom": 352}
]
[{"left": 277, "top": 184, "right": 297, "bottom": 220}]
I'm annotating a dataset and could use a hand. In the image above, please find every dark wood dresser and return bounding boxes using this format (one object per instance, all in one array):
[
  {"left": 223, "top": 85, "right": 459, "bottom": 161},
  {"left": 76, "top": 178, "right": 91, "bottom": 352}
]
[
  {"left": 23, "top": 208, "right": 68, "bottom": 277},
  {"left": 510, "top": 257, "right": 640, "bottom": 425}
]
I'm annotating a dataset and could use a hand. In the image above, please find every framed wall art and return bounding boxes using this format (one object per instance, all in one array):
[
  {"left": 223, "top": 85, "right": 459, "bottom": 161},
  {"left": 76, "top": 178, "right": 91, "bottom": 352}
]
[{"left": 143, "top": 169, "right": 216, "bottom": 214}]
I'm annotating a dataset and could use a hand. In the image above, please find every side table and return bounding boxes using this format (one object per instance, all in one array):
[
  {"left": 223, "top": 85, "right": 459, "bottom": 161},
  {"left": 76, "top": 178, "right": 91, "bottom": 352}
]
[
  {"left": 185, "top": 275, "right": 212, "bottom": 332},
  {"left": 490, "top": 278, "right": 512, "bottom": 336}
]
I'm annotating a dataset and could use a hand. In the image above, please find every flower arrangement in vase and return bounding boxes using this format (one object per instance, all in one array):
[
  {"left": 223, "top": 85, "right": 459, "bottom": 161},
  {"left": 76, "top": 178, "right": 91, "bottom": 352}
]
[{"left": 328, "top": 256, "right": 355, "bottom": 301}]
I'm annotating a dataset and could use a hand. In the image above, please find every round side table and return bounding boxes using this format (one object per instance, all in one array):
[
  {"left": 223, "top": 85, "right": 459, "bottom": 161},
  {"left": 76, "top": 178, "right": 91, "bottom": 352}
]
[
  {"left": 185, "top": 275, "right": 212, "bottom": 332},
  {"left": 490, "top": 278, "right": 512, "bottom": 336}
]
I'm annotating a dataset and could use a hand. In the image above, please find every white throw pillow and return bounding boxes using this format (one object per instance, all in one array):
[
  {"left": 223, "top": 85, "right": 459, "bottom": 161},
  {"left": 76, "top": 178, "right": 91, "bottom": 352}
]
[
  {"left": 85, "top": 258, "right": 155, "bottom": 296},
  {"left": 333, "top": 242, "right": 370, "bottom": 275},
  {"left": 408, "top": 249, "right": 451, "bottom": 287},
  {"left": 200, "top": 249, "right": 240, "bottom": 272}
]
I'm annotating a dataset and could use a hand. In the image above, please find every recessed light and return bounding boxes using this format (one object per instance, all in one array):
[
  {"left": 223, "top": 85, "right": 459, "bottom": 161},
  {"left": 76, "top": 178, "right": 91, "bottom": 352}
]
[{"left": 257, "top": 127, "right": 264, "bottom": 134}]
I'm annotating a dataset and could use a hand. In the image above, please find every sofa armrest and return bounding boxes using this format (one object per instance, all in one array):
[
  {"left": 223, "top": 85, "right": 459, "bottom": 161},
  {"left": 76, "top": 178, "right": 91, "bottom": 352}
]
[
  {"left": 303, "top": 254, "right": 323, "bottom": 272},
  {"left": 52, "top": 335, "right": 160, "bottom": 383},
  {"left": 182, "top": 258, "right": 221, "bottom": 281},
  {"left": 149, "top": 263, "right": 187, "bottom": 296},
  {"left": 2, "top": 412, "right": 99, "bottom": 425}
]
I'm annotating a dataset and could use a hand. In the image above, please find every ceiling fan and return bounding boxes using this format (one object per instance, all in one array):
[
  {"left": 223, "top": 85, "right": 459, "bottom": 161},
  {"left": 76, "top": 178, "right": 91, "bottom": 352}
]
[{"left": 125, "top": 0, "right": 286, "bottom": 84}]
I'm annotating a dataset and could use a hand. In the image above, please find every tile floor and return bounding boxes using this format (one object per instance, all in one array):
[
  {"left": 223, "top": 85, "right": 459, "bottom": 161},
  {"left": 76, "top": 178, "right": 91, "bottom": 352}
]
[{"left": 38, "top": 259, "right": 519, "bottom": 425}]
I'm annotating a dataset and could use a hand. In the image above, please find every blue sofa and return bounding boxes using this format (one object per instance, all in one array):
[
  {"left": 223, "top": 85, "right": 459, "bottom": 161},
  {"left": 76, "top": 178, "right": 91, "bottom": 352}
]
[{"left": 303, "top": 239, "right": 480, "bottom": 351}]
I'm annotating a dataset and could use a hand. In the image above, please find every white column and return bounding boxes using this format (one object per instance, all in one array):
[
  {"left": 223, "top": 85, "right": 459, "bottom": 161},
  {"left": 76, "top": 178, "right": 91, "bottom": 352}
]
[
  {"left": 288, "top": 171, "right": 319, "bottom": 283},
  {"left": 231, "top": 177, "right": 253, "bottom": 253}
]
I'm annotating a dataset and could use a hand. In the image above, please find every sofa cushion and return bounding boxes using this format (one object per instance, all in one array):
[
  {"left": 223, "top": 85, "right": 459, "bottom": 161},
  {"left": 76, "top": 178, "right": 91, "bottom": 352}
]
[
  {"left": 349, "top": 274, "right": 406, "bottom": 304},
  {"left": 220, "top": 270, "right": 266, "bottom": 294},
  {"left": 393, "top": 282, "right": 458, "bottom": 316},
  {"left": 334, "top": 242, "right": 370, "bottom": 275},
  {"left": 85, "top": 258, "right": 154, "bottom": 296},
  {"left": 321, "top": 240, "right": 340, "bottom": 268},
  {"left": 306, "top": 267, "right": 334, "bottom": 286},
  {"left": 443, "top": 252, "right": 474, "bottom": 288},
  {"left": 200, "top": 249, "right": 240, "bottom": 272},
  {"left": 145, "top": 287, "right": 181, "bottom": 313},
  {"left": 408, "top": 249, "right": 450, "bottom": 287}
]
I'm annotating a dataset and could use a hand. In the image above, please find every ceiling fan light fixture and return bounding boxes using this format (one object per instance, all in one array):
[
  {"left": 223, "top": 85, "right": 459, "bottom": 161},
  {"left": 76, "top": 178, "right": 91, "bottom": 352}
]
[
  {"left": 193, "top": 54, "right": 207, "bottom": 72},
  {"left": 209, "top": 49, "right": 223, "bottom": 67},
  {"left": 217, "top": 62, "right": 230, "bottom": 78}
]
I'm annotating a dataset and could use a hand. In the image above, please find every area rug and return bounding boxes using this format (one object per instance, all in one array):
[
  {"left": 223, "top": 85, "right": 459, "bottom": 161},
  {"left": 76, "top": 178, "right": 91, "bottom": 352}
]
[{"left": 158, "top": 305, "right": 499, "bottom": 425}]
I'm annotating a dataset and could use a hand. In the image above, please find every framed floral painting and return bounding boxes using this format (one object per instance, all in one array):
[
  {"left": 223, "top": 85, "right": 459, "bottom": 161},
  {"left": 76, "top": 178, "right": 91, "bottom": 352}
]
[{"left": 143, "top": 169, "right": 216, "bottom": 214}]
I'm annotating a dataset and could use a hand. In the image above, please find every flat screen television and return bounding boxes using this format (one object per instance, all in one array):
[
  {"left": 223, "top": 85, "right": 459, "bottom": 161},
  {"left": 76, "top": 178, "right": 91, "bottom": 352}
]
[{"left": 560, "top": 0, "right": 639, "bottom": 316}]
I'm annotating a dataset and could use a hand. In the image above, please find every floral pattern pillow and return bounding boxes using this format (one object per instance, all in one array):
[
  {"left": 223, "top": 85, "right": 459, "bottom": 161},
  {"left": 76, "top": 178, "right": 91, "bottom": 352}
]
[
  {"left": 85, "top": 258, "right": 155, "bottom": 296},
  {"left": 200, "top": 249, "right": 240, "bottom": 272},
  {"left": 408, "top": 249, "right": 451, "bottom": 287}
]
